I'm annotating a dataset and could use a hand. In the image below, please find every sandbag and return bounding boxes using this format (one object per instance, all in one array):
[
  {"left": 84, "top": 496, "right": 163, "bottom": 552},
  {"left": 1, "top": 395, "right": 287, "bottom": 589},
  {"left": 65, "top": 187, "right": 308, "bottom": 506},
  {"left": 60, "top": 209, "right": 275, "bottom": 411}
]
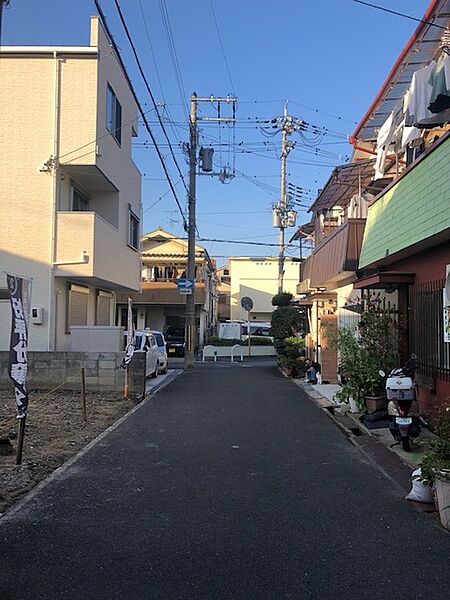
[{"left": 405, "top": 468, "right": 434, "bottom": 504}]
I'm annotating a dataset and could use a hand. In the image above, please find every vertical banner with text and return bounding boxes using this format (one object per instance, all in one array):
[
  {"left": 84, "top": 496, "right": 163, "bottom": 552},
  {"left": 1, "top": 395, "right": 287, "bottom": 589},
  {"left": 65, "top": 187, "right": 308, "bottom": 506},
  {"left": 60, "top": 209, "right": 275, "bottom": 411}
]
[
  {"left": 121, "top": 297, "right": 135, "bottom": 368},
  {"left": 5, "top": 273, "right": 33, "bottom": 419}
]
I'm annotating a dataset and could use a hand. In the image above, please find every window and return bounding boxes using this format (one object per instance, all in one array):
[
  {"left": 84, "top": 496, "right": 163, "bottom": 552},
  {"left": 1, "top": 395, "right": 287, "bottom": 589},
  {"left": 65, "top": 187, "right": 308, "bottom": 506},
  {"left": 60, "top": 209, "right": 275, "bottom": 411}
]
[
  {"left": 106, "top": 83, "right": 122, "bottom": 145},
  {"left": 153, "top": 333, "right": 164, "bottom": 347},
  {"left": 128, "top": 209, "right": 140, "bottom": 250},
  {"left": 96, "top": 290, "right": 113, "bottom": 326},
  {"left": 72, "top": 187, "right": 89, "bottom": 211},
  {"left": 0, "top": 289, "right": 9, "bottom": 300},
  {"left": 67, "top": 284, "right": 89, "bottom": 330}
]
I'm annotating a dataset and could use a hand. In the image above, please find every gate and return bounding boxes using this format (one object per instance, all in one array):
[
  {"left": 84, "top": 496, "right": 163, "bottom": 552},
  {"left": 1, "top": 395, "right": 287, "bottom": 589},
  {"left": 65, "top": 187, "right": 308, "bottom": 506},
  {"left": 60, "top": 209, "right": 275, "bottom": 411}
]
[{"left": 409, "top": 278, "right": 450, "bottom": 382}]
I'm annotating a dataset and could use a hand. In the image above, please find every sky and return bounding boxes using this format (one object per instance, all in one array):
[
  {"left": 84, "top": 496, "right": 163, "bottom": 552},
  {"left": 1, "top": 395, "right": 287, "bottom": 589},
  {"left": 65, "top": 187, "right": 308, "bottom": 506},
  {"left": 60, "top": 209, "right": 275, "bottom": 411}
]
[{"left": 2, "top": 0, "right": 431, "bottom": 265}]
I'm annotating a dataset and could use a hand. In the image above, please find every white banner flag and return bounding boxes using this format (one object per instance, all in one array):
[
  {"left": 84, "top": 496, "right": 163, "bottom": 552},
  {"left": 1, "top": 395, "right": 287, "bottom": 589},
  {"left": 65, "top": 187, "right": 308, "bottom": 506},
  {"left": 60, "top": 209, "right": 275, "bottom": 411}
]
[{"left": 121, "top": 297, "right": 135, "bottom": 369}]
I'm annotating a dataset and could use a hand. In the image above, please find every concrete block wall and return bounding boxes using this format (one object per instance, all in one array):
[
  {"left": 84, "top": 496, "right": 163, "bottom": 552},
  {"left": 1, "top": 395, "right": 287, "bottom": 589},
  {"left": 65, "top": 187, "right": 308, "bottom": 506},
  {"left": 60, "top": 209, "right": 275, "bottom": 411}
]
[{"left": 0, "top": 351, "right": 146, "bottom": 396}]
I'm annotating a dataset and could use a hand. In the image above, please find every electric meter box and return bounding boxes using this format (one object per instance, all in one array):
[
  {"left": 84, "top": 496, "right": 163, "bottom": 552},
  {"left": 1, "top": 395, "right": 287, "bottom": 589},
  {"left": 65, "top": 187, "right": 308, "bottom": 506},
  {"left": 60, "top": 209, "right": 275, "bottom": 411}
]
[{"left": 386, "top": 376, "right": 415, "bottom": 400}]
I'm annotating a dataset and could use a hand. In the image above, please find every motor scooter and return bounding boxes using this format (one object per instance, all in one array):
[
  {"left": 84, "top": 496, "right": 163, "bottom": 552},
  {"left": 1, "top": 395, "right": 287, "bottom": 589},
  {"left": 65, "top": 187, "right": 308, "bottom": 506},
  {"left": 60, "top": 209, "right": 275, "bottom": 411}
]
[{"left": 380, "top": 355, "right": 424, "bottom": 452}]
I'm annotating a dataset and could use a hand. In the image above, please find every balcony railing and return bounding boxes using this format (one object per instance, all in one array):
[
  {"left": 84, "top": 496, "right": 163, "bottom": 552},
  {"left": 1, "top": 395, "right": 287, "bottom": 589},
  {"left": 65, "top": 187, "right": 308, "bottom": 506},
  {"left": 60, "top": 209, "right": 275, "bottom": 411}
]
[
  {"left": 117, "top": 281, "right": 207, "bottom": 305},
  {"left": 309, "top": 218, "right": 366, "bottom": 288}
]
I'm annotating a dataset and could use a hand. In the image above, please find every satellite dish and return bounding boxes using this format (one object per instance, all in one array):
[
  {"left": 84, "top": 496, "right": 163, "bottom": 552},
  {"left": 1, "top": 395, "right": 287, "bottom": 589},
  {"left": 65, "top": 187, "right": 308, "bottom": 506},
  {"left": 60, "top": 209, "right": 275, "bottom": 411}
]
[{"left": 241, "top": 296, "right": 254, "bottom": 312}]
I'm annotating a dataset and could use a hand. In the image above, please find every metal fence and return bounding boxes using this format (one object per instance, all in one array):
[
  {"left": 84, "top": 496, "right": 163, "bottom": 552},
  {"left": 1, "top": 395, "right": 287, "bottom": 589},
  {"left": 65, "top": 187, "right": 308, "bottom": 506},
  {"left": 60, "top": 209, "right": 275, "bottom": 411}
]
[{"left": 409, "top": 278, "right": 450, "bottom": 382}]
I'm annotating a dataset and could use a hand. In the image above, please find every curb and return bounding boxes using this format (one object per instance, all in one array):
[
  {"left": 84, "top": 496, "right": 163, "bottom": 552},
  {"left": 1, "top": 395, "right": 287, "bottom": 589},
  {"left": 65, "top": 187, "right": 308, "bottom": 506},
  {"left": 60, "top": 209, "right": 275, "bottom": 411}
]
[{"left": 0, "top": 370, "right": 183, "bottom": 524}]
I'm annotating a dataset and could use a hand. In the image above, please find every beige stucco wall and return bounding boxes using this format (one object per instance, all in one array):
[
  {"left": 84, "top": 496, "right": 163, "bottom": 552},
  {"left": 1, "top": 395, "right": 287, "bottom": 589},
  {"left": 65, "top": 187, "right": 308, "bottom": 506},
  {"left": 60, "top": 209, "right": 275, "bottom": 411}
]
[
  {"left": 229, "top": 258, "right": 300, "bottom": 321},
  {"left": 0, "top": 17, "right": 141, "bottom": 351},
  {"left": 0, "top": 53, "right": 56, "bottom": 350}
]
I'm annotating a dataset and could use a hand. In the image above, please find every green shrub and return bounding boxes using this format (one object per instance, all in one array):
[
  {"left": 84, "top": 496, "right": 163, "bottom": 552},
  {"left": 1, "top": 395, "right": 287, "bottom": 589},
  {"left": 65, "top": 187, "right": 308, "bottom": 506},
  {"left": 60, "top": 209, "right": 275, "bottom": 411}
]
[
  {"left": 270, "top": 306, "right": 302, "bottom": 340},
  {"left": 207, "top": 336, "right": 273, "bottom": 346},
  {"left": 277, "top": 355, "right": 298, "bottom": 369},
  {"left": 325, "top": 294, "right": 399, "bottom": 412},
  {"left": 419, "top": 439, "right": 450, "bottom": 484},
  {"left": 276, "top": 336, "right": 305, "bottom": 359},
  {"left": 272, "top": 292, "right": 293, "bottom": 307}
]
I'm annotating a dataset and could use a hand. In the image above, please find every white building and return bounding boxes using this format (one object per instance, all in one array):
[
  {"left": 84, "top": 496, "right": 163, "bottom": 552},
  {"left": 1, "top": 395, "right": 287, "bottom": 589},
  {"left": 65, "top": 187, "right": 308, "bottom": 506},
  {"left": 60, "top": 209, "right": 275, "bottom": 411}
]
[{"left": 229, "top": 257, "right": 300, "bottom": 321}]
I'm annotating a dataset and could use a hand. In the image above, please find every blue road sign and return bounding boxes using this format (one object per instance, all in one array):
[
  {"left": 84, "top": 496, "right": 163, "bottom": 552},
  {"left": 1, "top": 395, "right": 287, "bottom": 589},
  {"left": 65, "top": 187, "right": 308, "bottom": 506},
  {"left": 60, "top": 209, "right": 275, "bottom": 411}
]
[{"left": 177, "top": 278, "right": 195, "bottom": 291}]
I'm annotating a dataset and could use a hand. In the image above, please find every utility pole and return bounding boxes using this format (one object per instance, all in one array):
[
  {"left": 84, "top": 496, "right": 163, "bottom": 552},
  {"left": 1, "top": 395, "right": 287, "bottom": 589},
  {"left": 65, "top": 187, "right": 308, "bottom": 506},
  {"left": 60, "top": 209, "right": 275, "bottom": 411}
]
[
  {"left": 262, "top": 102, "right": 313, "bottom": 293},
  {"left": 0, "top": 0, "right": 11, "bottom": 46},
  {"left": 184, "top": 93, "right": 237, "bottom": 369},
  {"left": 184, "top": 92, "right": 198, "bottom": 369},
  {"left": 278, "top": 102, "right": 291, "bottom": 293}
]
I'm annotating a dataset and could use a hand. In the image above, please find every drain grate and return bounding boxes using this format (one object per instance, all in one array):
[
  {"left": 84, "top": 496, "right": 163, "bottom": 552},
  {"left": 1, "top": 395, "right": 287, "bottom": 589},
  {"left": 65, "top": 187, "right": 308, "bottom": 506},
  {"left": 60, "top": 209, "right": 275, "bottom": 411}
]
[{"left": 349, "top": 427, "right": 363, "bottom": 436}]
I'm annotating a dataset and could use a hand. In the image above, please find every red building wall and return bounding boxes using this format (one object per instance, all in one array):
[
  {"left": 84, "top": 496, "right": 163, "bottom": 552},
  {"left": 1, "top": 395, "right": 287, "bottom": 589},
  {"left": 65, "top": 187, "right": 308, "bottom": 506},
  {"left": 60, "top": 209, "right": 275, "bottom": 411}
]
[
  {"left": 393, "top": 241, "right": 450, "bottom": 283},
  {"left": 389, "top": 241, "right": 450, "bottom": 413}
]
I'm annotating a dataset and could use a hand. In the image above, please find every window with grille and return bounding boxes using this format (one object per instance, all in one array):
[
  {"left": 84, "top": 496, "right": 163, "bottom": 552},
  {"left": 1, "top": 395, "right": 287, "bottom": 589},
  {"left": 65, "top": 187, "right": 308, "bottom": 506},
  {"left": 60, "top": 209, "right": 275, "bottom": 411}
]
[
  {"left": 67, "top": 284, "right": 89, "bottom": 330},
  {"left": 106, "top": 83, "right": 122, "bottom": 145},
  {"left": 96, "top": 290, "right": 113, "bottom": 326}
]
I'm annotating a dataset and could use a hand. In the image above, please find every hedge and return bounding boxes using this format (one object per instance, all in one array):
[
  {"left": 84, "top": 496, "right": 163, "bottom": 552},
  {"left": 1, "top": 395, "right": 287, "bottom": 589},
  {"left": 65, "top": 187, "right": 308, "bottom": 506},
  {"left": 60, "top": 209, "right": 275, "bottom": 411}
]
[{"left": 207, "top": 336, "right": 273, "bottom": 347}]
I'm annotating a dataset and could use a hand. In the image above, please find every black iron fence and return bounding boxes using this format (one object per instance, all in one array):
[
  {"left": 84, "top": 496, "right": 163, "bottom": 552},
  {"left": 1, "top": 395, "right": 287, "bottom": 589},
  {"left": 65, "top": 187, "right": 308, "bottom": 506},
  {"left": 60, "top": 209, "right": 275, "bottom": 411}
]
[{"left": 409, "top": 278, "right": 450, "bottom": 382}]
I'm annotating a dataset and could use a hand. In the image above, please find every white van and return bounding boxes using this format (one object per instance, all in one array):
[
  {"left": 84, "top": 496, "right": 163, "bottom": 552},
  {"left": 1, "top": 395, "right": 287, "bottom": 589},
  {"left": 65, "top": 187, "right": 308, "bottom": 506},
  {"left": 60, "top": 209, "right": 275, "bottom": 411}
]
[
  {"left": 241, "top": 322, "right": 272, "bottom": 340},
  {"left": 218, "top": 321, "right": 273, "bottom": 341}
]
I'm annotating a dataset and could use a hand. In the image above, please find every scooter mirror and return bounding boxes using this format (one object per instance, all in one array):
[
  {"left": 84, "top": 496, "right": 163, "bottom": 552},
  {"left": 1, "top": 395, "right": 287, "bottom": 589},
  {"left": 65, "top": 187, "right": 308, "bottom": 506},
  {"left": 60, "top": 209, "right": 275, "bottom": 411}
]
[{"left": 379, "top": 370, "right": 385, "bottom": 377}]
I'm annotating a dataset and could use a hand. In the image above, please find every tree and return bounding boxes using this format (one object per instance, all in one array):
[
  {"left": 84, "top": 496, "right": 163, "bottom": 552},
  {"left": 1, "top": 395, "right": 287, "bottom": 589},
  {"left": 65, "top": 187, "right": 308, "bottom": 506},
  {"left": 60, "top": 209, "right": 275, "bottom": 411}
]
[
  {"left": 272, "top": 292, "right": 293, "bottom": 307},
  {"left": 270, "top": 306, "right": 302, "bottom": 340}
]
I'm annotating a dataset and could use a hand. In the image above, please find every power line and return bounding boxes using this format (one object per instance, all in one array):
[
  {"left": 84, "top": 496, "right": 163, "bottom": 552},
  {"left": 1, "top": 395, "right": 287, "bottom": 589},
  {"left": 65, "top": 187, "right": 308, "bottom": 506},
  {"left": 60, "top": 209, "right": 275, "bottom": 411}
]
[
  {"left": 113, "top": 0, "right": 189, "bottom": 198},
  {"left": 93, "top": 0, "right": 187, "bottom": 229},
  {"left": 158, "top": 0, "right": 188, "bottom": 118},
  {"left": 137, "top": 0, "right": 183, "bottom": 145},
  {"left": 198, "top": 237, "right": 297, "bottom": 248},
  {"left": 143, "top": 173, "right": 187, "bottom": 214},
  {"left": 137, "top": 0, "right": 164, "bottom": 101},
  {"left": 209, "top": 0, "right": 235, "bottom": 93},
  {"left": 353, "top": 0, "right": 447, "bottom": 30}
]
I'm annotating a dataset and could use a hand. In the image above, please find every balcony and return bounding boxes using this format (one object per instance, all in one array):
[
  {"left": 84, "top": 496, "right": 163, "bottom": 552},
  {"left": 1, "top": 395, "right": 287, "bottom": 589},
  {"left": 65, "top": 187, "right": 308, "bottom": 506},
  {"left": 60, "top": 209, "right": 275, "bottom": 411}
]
[
  {"left": 117, "top": 282, "right": 207, "bottom": 305},
  {"left": 297, "top": 255, "right": 313, "bottom": 293},
  {"left": 309, "top": 218, "right": 366, "bottom": 288},
  {"left": 54, "top": 211, "right": 140, "bottom": 291}
]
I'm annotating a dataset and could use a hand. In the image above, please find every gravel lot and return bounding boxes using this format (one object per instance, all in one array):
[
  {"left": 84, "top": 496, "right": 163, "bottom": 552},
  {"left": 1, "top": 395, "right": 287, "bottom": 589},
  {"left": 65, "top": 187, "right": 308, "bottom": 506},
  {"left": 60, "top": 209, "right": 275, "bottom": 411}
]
[{"left": 0, "top": 388, "right": 136, "bottom": 514}]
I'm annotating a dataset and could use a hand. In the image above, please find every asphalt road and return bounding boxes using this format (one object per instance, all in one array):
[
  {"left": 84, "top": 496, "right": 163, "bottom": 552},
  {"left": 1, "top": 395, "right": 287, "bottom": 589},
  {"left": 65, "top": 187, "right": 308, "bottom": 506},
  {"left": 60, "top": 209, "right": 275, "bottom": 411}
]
[{"left": 1, "top": 362, "right": 449, "bottom": 599}]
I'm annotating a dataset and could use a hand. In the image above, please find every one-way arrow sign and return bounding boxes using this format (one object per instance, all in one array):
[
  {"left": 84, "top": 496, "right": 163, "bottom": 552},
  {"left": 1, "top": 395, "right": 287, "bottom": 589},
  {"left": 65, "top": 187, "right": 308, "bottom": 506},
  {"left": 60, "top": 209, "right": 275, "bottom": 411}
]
[{"left": 177, "top": 278, "right": 195, "bottom": 295}]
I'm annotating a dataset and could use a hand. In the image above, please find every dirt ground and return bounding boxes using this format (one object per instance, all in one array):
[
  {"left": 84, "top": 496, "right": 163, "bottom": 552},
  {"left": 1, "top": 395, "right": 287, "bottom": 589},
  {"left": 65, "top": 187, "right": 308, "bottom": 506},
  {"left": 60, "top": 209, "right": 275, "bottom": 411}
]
[{"left": 0, "top": 389, "right": 136, "bottom": 514}]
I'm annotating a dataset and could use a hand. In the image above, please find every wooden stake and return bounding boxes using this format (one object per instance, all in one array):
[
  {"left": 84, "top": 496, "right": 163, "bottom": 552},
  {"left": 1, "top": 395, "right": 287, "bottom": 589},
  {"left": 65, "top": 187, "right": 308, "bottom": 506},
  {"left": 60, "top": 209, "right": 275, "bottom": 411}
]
[
  {"left": 81, "top": 367, "right": 87, "bottom": 422},
  {"left": 124, "top": 366, "right": 129, "bottom": 399},
  {"left": 16, "top": 416, "right": 26, "bottom": 466}
]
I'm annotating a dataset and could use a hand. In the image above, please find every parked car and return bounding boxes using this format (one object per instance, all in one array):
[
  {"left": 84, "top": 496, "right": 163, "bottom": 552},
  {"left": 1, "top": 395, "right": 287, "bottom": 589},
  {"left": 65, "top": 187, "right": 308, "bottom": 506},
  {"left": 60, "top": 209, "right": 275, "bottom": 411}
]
[
  {"left": 150, "top": 330, "right": 168, "bottom": 374},
  {"left": 123, "top": 331, "right": 159, "bottom": 378},
  {"left": 165, "top": 326, "right": 185, "bottom": 357}
]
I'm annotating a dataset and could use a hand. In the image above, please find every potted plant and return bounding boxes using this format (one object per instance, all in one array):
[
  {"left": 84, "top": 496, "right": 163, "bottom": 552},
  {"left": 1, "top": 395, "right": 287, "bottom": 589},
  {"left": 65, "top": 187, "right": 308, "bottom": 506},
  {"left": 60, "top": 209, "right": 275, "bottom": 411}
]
[
  {"left": 325, "top": 293, "right": 399, "bottom": 414},
  {"left": 276, "top": 337, "right": 305, "bottom": 377},
  {"left": 419, "top": 439, "right": 450, "bottom": 530},
  {"left": 419, "top": 400, "right": 450, "bottom": 529},
  {"left": 277, "top": 355, "right": 296, "bottom": 376}
]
